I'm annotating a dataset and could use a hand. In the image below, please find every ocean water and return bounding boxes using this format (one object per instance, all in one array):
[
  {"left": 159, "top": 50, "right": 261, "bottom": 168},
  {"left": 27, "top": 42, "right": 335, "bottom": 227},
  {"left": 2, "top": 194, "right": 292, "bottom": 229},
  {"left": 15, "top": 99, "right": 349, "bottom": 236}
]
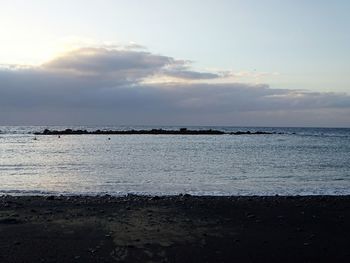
[{"left": 0, "top": 126, "right": 349, "bottom": 196}]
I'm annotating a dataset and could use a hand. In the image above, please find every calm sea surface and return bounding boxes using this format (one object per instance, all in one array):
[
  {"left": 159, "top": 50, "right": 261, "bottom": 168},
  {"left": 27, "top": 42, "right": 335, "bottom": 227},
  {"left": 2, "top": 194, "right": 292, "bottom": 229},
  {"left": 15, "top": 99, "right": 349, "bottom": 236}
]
[{"left": 0, "top": 126, "right": 349, "bottom": 196}]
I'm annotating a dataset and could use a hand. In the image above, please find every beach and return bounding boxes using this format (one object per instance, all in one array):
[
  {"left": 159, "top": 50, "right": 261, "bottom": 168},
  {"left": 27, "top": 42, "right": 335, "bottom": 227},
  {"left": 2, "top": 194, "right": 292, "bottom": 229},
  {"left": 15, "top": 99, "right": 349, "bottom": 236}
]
[
  {"left": 1, "top": 1, "right": 350, "bottom": 262},
  {"left": 0, "top": 195, "right": 349, "bottom": 262}
]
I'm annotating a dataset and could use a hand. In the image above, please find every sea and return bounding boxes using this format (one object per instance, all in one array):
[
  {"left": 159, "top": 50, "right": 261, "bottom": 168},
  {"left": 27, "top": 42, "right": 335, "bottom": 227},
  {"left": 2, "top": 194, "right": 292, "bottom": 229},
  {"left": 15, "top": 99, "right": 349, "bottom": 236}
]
[{"left": 0, "top": 126, "right": 349, "bottom": 196}]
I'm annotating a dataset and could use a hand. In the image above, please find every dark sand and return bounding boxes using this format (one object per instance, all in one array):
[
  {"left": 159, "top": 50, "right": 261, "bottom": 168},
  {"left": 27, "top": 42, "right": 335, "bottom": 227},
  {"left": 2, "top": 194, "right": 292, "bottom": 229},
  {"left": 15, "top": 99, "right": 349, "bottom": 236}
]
[{"left": 0, "top": 195, "right": 349, "bottom": 262}]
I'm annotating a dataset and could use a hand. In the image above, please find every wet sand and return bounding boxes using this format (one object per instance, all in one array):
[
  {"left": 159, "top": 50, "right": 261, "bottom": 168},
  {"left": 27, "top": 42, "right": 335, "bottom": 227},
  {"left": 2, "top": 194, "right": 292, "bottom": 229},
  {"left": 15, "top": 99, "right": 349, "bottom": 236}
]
[{"left": 0, "top": 195, "right": 349, "bottom": 262}]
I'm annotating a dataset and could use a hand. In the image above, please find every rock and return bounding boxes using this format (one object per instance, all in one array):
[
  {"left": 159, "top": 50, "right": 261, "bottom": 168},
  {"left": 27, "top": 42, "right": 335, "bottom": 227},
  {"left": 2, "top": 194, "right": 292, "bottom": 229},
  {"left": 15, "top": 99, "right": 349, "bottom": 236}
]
[
  {"left": 0, "top": 218, "right": 22, "bottom": 224},
  {"left": 246, "top": 213, "right": 256, "bottom": 219},
  {"left": 34, "top": 128, "right": 277, "bottom": 136}
]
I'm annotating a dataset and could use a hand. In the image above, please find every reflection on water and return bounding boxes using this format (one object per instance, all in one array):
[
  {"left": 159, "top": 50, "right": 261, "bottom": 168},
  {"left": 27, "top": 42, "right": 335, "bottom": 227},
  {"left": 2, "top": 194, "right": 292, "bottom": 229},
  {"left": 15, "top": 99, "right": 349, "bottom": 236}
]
[{"left": 0, "top": 126, "right": 350, "bottom": 195}]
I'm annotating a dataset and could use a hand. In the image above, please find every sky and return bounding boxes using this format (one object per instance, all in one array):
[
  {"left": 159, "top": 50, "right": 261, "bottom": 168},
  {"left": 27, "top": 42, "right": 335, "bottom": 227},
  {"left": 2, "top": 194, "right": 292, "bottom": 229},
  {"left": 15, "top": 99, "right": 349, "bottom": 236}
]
[{"left": 0, "top": 0, "right": 350, "bottom": 127}]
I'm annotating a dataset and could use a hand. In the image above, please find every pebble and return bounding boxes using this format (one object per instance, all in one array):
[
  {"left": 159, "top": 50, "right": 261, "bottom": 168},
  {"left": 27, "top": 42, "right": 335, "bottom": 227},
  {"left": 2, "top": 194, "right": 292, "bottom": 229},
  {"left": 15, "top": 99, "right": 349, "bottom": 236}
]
[{"left": 247, "top": 214, "right": 256, "bottom": 219}]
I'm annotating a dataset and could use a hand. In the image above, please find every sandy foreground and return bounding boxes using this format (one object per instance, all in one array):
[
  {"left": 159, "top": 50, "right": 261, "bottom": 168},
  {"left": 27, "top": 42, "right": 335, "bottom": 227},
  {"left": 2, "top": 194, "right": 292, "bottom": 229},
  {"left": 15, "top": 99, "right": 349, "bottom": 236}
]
[{"left": 0, "top": 195, "right": 349, "bottom": 262}]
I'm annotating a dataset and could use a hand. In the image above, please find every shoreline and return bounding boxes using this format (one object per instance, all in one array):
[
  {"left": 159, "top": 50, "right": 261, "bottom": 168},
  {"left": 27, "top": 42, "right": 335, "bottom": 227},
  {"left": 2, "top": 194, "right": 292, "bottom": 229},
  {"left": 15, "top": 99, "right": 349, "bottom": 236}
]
[
  {"left": 2, "top": 192, "right": 350, "bottom": 198},
  {"left": 1, "top": 195, "right": 349, "bottom": 262}
]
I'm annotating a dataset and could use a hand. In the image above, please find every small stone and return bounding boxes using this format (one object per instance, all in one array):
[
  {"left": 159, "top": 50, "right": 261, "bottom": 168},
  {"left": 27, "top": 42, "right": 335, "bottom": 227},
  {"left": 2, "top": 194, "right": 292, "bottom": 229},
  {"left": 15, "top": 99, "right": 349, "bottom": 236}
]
[
  {"left": 309, "top": 234, "right": 316, "bottom": 239},
  {"left": 247, "top": 214, "right": 256, "bottom": 219}
]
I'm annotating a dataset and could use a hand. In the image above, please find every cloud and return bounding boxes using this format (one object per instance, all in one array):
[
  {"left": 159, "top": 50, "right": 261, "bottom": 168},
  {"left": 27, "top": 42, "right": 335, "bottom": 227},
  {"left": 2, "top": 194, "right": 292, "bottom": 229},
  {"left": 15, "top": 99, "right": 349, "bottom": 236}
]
[
  {"left": 42, "top": 47, "right": 222, "bottom": 82},
  {"left": 0, "top": 46, "right": 350, "bottom": 126},
  {"left": 124, "top": 42, "right": 147, "bottom": 50},
  {"left": 162, "top": 70, "right": 220, "bottom": 80},
  {"left": 42, "top": 47, "right": 175, "bottom": 82}
]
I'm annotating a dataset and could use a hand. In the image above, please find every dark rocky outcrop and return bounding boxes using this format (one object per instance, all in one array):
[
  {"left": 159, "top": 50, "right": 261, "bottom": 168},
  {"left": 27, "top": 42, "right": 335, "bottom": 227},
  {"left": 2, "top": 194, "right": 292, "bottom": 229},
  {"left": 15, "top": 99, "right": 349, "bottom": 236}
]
[{"left": 34, "top": 128, "right": 276, "bottom": 136}]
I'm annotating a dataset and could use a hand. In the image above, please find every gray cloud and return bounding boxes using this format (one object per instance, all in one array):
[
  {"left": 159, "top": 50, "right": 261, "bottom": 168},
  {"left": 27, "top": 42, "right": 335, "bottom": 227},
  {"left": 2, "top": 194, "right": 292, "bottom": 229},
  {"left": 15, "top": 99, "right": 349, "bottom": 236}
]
[
  {"left": 44, "top": 48, "right": 173, "bottom": 72},
  {"left": 0, "top": 47, "right": 350, "bottom": 126},
  {"left": 42, "top": 47, "right": 177, "bottom": 85},
  {"left": 162, "top": 70, "right": 220, "bottom": 80}
]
